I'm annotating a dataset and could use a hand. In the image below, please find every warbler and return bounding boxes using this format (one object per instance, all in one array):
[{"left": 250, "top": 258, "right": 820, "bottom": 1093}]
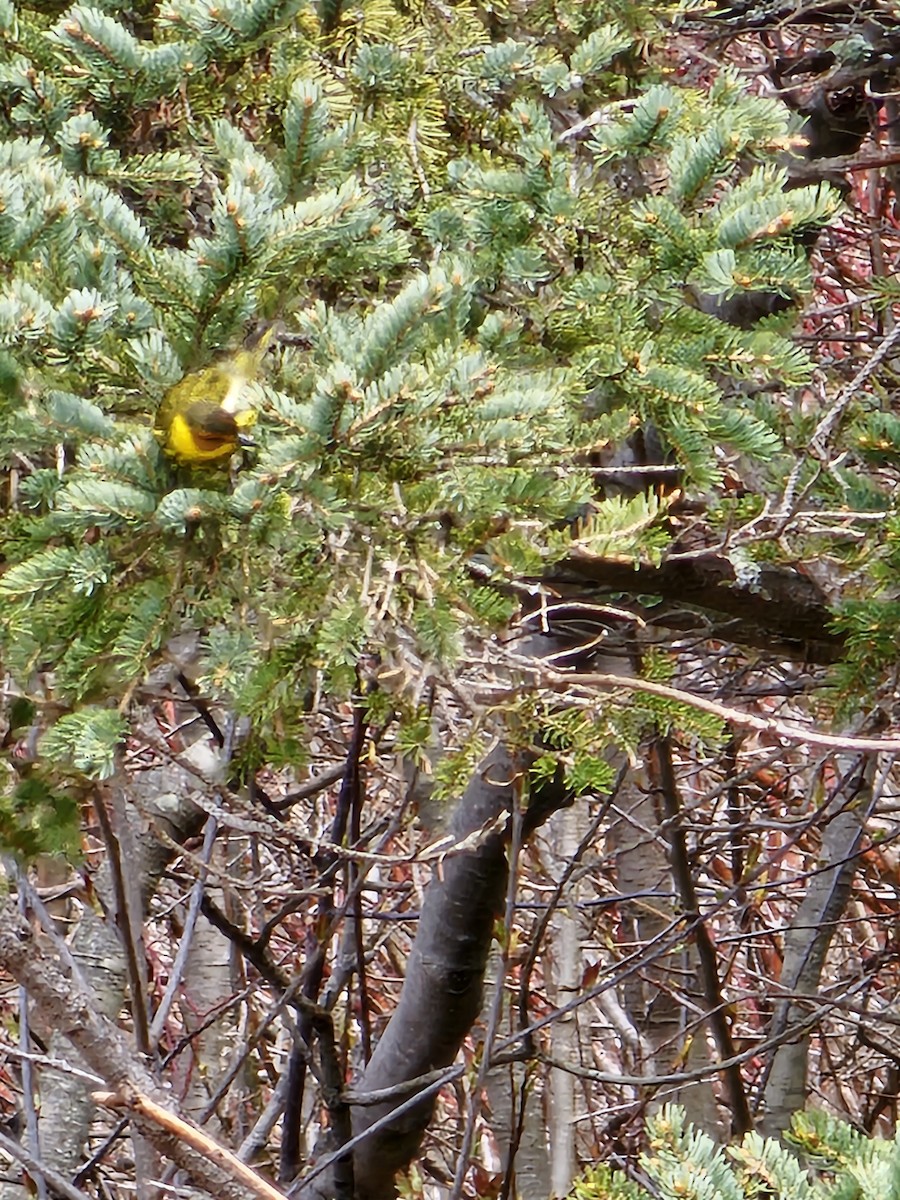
[{"left": 154, "top": 328, "right": 273, "bottom": 465}]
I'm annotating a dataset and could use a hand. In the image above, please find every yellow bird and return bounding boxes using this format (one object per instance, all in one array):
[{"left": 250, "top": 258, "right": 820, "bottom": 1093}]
[{"left": 154, "top": 328, "right": 273, "bottom": 465}]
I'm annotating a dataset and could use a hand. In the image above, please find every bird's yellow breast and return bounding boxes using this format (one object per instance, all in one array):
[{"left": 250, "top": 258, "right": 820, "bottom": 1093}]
[{"left": 164, "top": 409, "right": 239, "bottom": 464}]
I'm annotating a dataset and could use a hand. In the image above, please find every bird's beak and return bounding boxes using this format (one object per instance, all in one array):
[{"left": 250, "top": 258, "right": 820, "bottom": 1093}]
[{"left": 238, "top": 432, "right": 256, "bottom": 448}]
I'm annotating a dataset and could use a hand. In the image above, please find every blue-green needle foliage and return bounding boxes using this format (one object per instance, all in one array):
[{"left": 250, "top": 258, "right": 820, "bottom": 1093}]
[
  {"left": 0, "top": 0, "right": 843, "bottom": 850},
  {"left": 572, "top": 1104, "right": 900, "bottom": 1200}
]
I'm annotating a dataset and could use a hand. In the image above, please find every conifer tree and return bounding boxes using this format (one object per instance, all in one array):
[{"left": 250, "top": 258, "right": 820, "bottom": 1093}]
[
  {"left": 1, "top": 1, "right": 894, "bottom": 1197},
  {"left": 0, "top": 0, "right": 839, "bottom": 836}
]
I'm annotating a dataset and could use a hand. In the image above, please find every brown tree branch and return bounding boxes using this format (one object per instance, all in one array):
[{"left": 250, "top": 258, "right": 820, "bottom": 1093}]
[
  {"left": 545, "top": 552, "right": 844, "bottom": 662},
  {"left": 486, "top": 653, "right": 900, "bottom": 752}
]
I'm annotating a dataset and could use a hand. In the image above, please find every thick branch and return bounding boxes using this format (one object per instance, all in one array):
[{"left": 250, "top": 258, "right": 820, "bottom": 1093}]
[
  {"left": 545, "top": 552, "right": 844, "bottom": 663},
  {"left": 0, "top": 902, "right": 286, "bottom": 1200}
]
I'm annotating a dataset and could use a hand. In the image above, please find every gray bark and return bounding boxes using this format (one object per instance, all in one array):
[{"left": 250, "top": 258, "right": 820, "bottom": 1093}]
[
  {"left": 0, "top": 900, "right": 278, "bottom": 1200},
  {"left": 609, "top": 769, "right": 723, "bottom": 1135},
  {"left": 0, "top": 716, "right": 211, "bottom": 1198},
  {"left": 169, "top": 878, "right": 237, "bottom": 1134},
  {"left": 482, "top": 946, "right": 551, "bottom": 1200},
  {"left": 760, "top": 762, "right": 873, "bottom": 1135},
  {"left": 37, "top": 910, "right": 128, "bottom": 1182},
  {"left": 547, "top": 805, "right": 583, "bottom": 1197}
]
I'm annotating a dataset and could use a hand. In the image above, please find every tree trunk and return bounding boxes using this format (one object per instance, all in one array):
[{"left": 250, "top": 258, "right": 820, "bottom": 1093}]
[
  {"left": 610, "top": 765, "right": 723, "bottom": 1136},
  {"left": 760, "top": 760, "right": 872, "bottom": 1135},
  {"left": 547, "top": 804, "right": 583, "bottom": 1197},
  {"left": 295, "top": 742, "right": 570, "bottom": 1200},
  {"left": 482, "top": 946, "right": 551, "bottom": 1200}
]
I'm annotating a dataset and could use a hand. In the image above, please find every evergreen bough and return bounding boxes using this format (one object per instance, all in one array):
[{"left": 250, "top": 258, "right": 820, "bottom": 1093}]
[
  {"left": 0, "top": 1, "right": 848, "bottom": 851},
  {"left": 572, "top": 1105, "right": 900, "bottom": 1200}
]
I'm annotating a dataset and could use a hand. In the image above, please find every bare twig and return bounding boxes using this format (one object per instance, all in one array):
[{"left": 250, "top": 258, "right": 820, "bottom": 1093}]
[
  {"left": 0, "top": 1043, "right": 103, "bottom": 1086},
  {"left": 810, "top": 320, "right": 900, "bottom": 457},
  {"left": 342, "top": 1066, "right": 460, "bottom": 1106},
  {"left": 486, "top": 652, "right": 900, "bottom": 752},
  {"left": 653, "top": 734, "right": 753, "bottom": 1133},
  {"left": 237, "top": 1074, "right": 289, "bottom": 1163},
  {"left": 280, "top": 686, "right": 367, "bottom": 1186},
  {"left": 72, "top": 1118, "right": 130, "bottom": 1188},
  {"left": 289, "top": 1069, "right": 461, "bottom": 1196},
  {"left": 150, "top": 809, "right": 220, "bottom": 1049},
  {"left": 516, "top": 773, "right": 624, "bottom": 1047},
  {"left": 0, "top": 900, "right": 286, "bottom": 1200},
  {"left": 8, "top": 866, "right": 89, "bottom": 990},
  {"left": 272, "top": 762, "right": 346, "bottom": 811}
]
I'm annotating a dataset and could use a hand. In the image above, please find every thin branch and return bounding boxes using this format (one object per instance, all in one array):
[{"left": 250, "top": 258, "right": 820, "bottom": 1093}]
[
  {"left": 538, "top": 973, "right": 875, "bottom": 1088},
  {"left": 272, "top": 763, "right": 347, "bottom": 811},
  {"left": 349, "top": 739, "right": 372, "bottom": 1066},
  {"left": 0, "top": 900, "right": 283, "bottom": 1200},
  {"left": 162, "top": 987, "right": 253, "bottom": 1069},
  {"left": 92, "top": 784, "right": 151, "bottom": 1057},
  {"left": 342, "top": 1066, "right": 460, "bottom": 1106},
  {"left": 488, "top": 653, "right": 900, "bottom": 752},
  {"left": 195, "top": 988, "right": 305, "bottom": 1127},
  {"left": 810, "top": 319, "right": 900, "bottom": 456},
  {"left": 198, "top": 899, "right": 350, "bottom": 1191},
  {"left": 8, "top": 866, "right": 90, "bottom": 991},
  {"left": 517, "top": 773, "right": 624, "bottom": 1048},
  {"left": 72, "top": 1117, "right": 130, "bottom": 1188},
  {"left": 238, "top": 1074, "right": 289, "bottom": 1163},
  {"left": 93, "top": 1089, "right": 289, "bottom": 1200},
  {"left": 492, "top": 777, "right": 866, "bottom": 1065},
  {"left": 280, "top": 686, "right": 368, "bottom": 1185},
  {"left": 150, "top": 809, "right": 220, "bottom": 1048},
  {"left": 152, "top": 719, "right": 236, "bottom": 1051},
  {"left": 0, "top": 1043, "right": 103, "bottom": 1086},
  {"left": 289, "top": 1069, "right": 462, "bottom": 1196}
]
